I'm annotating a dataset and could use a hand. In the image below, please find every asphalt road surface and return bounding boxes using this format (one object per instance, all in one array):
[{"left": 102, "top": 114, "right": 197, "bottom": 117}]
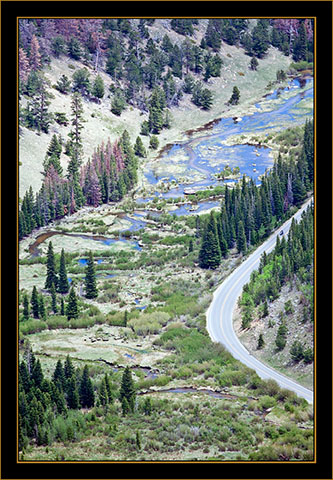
[{"left": 206, "top": 197, "right": 314, "bottom": 404}]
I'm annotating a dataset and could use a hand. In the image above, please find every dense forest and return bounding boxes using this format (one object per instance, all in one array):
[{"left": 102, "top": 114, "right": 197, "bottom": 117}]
[
  {"left": 19, "top": 128, "right": 138, "bottom": 240},
  {"left": 19, "top": 343, "right": 137, "bottom": 451},
  {"left": 198, "top": 119, "right": 313, "bottom": 269}
]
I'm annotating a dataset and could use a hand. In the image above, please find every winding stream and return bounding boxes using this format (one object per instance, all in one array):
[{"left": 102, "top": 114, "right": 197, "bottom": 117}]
[
  {"left": 143, "top": 76, "right": 313, "bottom": 194},
  {"left": 27, "top": 76, "right": 313, "bottom": 256}
]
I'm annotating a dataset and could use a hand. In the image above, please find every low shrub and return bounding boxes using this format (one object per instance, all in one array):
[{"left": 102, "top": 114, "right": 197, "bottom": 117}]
[{"left": 20, "top": 319, "right": 48, "bottom": 335}]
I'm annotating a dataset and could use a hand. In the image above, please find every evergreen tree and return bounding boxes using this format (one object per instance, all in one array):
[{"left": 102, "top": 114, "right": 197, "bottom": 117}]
[
  {"left": 275, "top": 322, "right": 287, "bottom": 351},
  {"left": 85, "top": 251, "right": 98, "bottom": 299},
  {"left": 140, "top": 120, "right": 150, "bottom": 136},
  {"left": 199, "top": 212, "right": 221, "bottom": 269},
  {"left": 52, "top": 359, "right": 66, "bottom": 391},
  {"left": 136, "top": 431, "right": 142, "bottom": 450},
  {"left": 119, "top": 366, "right": 136, "bottom": 413},
  {"left": 98, "top": 377, "right": 108, "bottom": 406},
  {"left": 55, "top": 74, "right": 71, "bottom": 94},
  {"left": 31, "top": 359, "right": 44, "bottom": 388},
  {"left": 228, "top": 86, "right": 240, "bottom": 105},
  {"left": 183, "top": 74, "right": 195, "bottom": 94},
  {"left": 111, "top": 90, "right": 126, "bottom": 116},
  {"left": 134, "top": 136, "right": 146, "bottom": 157},
  {"left": 29, "top": 35, "right": 42, "bottom": 71},
  {"left": 50, "top": 282, "right": 57, "bottom": 313},
  {"left": 92, "top": 74, "right": 105, "bottom": 99},
  {"left": 66, "top": 287, "right": 79, "bottom": 320},
  {"left": 149, "top": 135, "right": 159, "bottom": 150},
  {"left": 237, "top": 220, "right": 247, "bottom": 254},
  {"left": 303, "top": 347, "right": 313, "bottom": 364},
  {"left": 200, "top": 88, "right": 213, "bottom": 110},
  {"left": 58, "top": 248, "right": 69, "bottom": 294},
  {"left": 66, "top": 376, "right": 80, "bottom": 409},
  {"left": 60, "top": 297, "right": 65, "bottom": 315},
  {"left": 64, "top": 355, "right": 75, "bottom": 379},
  {"left": 23, "top": 293, "right": 30, "bottom": 321},
  {"left": 67, "top": 93, "right": 84, "bottom": 185},
  {"left": 104, "top": 373, "right": 113, "bottom": 404},
  {"left": 79, "top": 365, "right": 95, "bottom": 408},
  {"left": 31, "top": 286, "right": 39, "bottom": 318},
  {"left": 290, "top": 340, "right": 304, "bottom": 362},
  {"left": 257, "top": 333, "right": 265, "bottom": 349},
  {"left": 251, "top": 20, "right": 270, "bottom": 58},
  {"left": 68, "top": 36, "right": 82, "bottom": 60},
  {"left": 45, "top": 241, "right": 58, "bottom": 290},
  {"left": 302, "top": 119, "right": 314, "bottom": 186},
  {"left": 43, "top": 134, "right": 63, "bottom": 176},
  {"left": 121, "top": 396, "right": 130, "bottom": 415},
  {"left": 250, "top": 56, "right": 259, "bottom": 71},
  {"left": 143, "top": 396, "right": 152, "bottom": 415},
  {"left": 292, "top": 21, "right": 308, "bottom": 62}
]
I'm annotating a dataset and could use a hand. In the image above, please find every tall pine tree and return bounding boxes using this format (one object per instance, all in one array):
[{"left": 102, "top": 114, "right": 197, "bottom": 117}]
[
  {"left": 199, "top": 212, "right": 221, "bottom": 269},
  {"left": 45, "top": 241, "right": 58, "bottom": 290},
  {"left": 58, "top": 248, "right": 69, "bottom": 294},
  {"left": 79, "top": 365, "right": 95, "bottom": 408},
  {"left": 119, "top": 366, "right": 136, "bottom": 413},
  {"left": 85, "top": 251, "right": 98, "bottom": 299},
  {"left": 66, "top": 287, "right": 79, "bottom": 320}
]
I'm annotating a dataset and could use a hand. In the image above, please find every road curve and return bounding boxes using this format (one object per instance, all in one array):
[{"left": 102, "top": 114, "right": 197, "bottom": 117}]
[{"left": 206, "top": 197, "right": 314, "bottom": 404}]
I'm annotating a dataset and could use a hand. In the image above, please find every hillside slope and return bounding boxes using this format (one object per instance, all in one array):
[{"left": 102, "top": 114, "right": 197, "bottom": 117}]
[{"left": 19, "top": 19, "right": 291, "bottom": 197}]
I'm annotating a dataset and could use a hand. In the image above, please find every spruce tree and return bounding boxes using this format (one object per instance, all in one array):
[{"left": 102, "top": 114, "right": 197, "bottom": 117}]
[
  {"left": 52, "top": 360, "right": 66, "bottom": 391},
  {"left": 237, "top": 221, "right": 247, "bottom": 254},
  {"left": 104, "top": 373, "right": 113, "bottom": 404},
  {"left": 250, "top": 56, "right": 258, "bottom": 71},
  {"left": 31, "top": 359, "right": 44, "bottom": 388},
  {"left": 60, "top": 297, "right": 65, "bottom": 316},
  {"left": 136, "top": 431, "right": 142, "bottom": 450},
  {"left": 85, "top": 251, "right": 98, "bottom": 299},
  {"left": 99, "top": 378, "right": 108, "bottom": 406},
  {"left": 119, "top": 366, "right": 136, "bottom": 413},
  {"left": 134, "top": 136, "right": 146, "bottom": 157},
  {"left": 66, "top": 287, "right": 79, "bottom": 320},
  {"left": 66, "top": 376, "right": 80, "bottom": 409},
  {"left": 64, "top": 355, "right": 75, "bottom": 379},
  {"left": 55, "top": 74, "right": 71, "bottom": 94},
  {"left": 199, "top": 212, "right": 221, "bottom": 269},
  {"left": 257, "top": 333, "right": 265, "bottom": 349},
  {"left": 92, "top": 75, "right": 105, "bottom": 99},
  {"left": 228, "top": 86, "right": 240, "bottom": 105},
  {"left": 45, "top": 241, "right": 58, "bottom": 290},
  {"left": 23, "top": 294, "right": 30, "bottom": 321},
  {"left": 58, "top": 248, "right": 69, "bottom": 294},
  {"left": 31, "top": 286, "right": 39, "bottom": 318},
  {"left": 50, "top": 282, "right": 57, "bottom": 313},
  {"left": 79, "top": 365, "right": 95, "bottom": 408},
  {"left": 290, "top": 340, "right": 304, "bottom": 362}
]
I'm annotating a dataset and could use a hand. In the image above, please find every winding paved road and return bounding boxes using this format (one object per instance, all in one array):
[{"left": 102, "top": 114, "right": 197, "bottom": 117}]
[{"left": 206, "top": 197, "right": 314, "bottom": 404}]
